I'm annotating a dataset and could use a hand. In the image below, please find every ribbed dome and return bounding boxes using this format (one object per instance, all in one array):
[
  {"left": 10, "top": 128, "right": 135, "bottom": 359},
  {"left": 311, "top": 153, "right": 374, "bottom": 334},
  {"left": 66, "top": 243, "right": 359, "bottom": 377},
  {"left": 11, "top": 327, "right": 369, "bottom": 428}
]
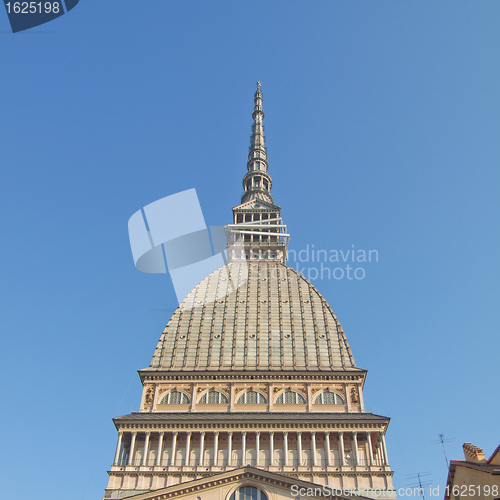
[{"left": 148, "top": 262, "right": 358, "bottom": 372}]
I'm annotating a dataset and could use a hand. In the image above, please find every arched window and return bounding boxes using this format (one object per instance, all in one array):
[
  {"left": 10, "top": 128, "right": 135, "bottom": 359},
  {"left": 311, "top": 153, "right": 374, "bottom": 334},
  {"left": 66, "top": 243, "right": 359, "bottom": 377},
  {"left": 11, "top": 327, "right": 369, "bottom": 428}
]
[
  {"left": 313, "top": 390, "right": 345, "bottom": 405},
  {"left": 160, "top": 391, "right": 190, "bottom": 405},
  {"left": 237, "top": 391, "right": 268, "bottom": 404},
  {"left": 198, "top": 389, "right": 229, "bottom": 405},
  {"left": 229, "top": 486, "right": 268, "bottom": 500},
  {"left": 275, "top": 390, "right": 306, "bottom": 405}
]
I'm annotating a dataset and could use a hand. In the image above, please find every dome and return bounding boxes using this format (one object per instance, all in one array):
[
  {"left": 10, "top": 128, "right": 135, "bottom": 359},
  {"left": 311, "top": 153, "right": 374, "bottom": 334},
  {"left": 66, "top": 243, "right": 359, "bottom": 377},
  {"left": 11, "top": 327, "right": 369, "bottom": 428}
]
[{"left": 148, "top": 261, "right": 358, "bottom": 372}]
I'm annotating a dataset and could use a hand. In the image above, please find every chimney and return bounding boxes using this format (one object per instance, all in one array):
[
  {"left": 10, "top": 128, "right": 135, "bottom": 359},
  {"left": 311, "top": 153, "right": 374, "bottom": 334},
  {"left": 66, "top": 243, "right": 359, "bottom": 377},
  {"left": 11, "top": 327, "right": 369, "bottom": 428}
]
[{"left": 463, "top": 443, "right": 486, "bottom": 463}]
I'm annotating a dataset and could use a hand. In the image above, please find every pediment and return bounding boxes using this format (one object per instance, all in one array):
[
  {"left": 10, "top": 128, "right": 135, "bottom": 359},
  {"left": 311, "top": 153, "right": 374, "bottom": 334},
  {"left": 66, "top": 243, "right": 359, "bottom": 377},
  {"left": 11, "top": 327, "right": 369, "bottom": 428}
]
[
  {"left": 122, "top": 466, "right": 374, "bottom": 500},
  {"left": 233, "top": 199, "right": 279, "bottom": 211}
]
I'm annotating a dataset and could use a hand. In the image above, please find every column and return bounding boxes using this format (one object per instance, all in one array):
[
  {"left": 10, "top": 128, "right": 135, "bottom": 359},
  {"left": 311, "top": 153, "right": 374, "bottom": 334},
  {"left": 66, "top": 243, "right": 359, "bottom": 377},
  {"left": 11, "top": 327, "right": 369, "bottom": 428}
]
[
  {"left": 256, "top": 432, "right": 260, "bottom": 467},
  {"left": 358, "top": 386, "right": 365, "bottom": 412},
  {"left": 152, "top": 385, "right": 158, "bottom": 412},
  {"left": 170, "top": 432, "right": 178, "bottom": 466},
  {"left": 367, "top": 432, "right": 374, "bottom": 466},
  {"left": 113, "top": 432, "right": 123, "bottom": 465},
  {"left": 269, "top": 432, "right": 274, "bottom": 466},
  {"left": 128, "top": 432, "right": 137, "bottom": 466},
  {"left": 381, "top": 432, "right": 389, "bottom": 466},
  {"left": 352, "top": 432, "right": 359, "bottom": 466},
  {"left": 213, "top": 432, "right": 219, "bottom": 466},
  {"left": 185, "top": 432, "right": 192, "bottom": 466},
  {"left": 339, "top": 432, "right": 346, "bottom": 466},
  {"left": 199, "top": 432, "right": 205, "bottom": 466},
  {"left": 190, "top": 384, "right": 197, "bottom": 412},
  {"left": 120, "top": 441, "right": 127, "bottom": 466},
  {"left": 283, "top": 432, "right": 288, "bottom": 466},
  {"left": 156, "top": 432, "right": 164, "bottom": 466},
  {"left": 227, "top": 432, "right": 233, "bottom": 466},
  {"left": 142, "top": 432, "right": 151, "bottom": 466},
  {"left": 325, "top": 432, "right": 331, "bottom": 466},
  {"left": 345, "top": 384, "right": 351, "bottom": 412},
  {"left": 311, "top": 432, "right": 317, "bottom": 466},
  {"left": 268, "top": 384, "right": 274, "bottom": 412},
  {"left": 307, "top": 385, "right": 312, "bottom": 412},
  {"left": 297, "top": 432, "right": 303, "bottom": 466},
  {"left": 230, "top": 384, "right": 235, "bottom": 412},
  {"left": 241, "top": 432, "right": 246, "bottom": 466}
]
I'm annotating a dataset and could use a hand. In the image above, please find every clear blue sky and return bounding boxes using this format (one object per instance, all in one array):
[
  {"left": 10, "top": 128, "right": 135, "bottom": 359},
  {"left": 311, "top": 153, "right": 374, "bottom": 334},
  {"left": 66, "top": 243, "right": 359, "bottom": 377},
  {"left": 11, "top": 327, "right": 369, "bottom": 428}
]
[{"left": 1, "top": 2, "right": 499, "bottom": 499}]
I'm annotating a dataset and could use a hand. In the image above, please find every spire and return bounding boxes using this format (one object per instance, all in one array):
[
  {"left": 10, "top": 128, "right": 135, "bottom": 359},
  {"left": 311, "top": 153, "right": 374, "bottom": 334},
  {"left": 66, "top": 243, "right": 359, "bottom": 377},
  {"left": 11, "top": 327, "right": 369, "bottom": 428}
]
[
  {"left": 225, "top": 83, "right": 289, "bottom": 264},
  {"left": 241, "top": 82, "right": 273, "bottom": 204},
  {"left": 250, "top": 81, "right": 266, "bottom": 154}
]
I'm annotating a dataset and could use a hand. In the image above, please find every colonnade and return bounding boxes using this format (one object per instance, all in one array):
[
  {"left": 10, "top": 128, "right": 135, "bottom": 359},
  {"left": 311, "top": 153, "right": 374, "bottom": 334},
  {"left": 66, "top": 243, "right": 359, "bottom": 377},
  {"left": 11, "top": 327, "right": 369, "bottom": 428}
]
[{"left": 114, "top": 430, "right": 389, "bottom": 468}]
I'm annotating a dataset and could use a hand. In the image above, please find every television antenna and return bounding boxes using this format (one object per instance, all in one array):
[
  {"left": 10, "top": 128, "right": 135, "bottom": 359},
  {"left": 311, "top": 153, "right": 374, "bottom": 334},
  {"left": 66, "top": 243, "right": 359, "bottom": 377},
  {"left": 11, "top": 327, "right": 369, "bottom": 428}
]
[
  {"left": 431, "top": 433, "right": 455, "bottom": 468},
  {"left": 406, "top": 472, "right": 432, "bottom": 500}
]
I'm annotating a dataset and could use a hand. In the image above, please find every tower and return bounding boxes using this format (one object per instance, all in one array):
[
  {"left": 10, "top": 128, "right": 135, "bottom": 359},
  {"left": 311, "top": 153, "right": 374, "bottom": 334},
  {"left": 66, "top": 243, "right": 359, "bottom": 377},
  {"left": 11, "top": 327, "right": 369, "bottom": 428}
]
[{"left": 103, "top": 85, "right": 397, "bottom": 500}]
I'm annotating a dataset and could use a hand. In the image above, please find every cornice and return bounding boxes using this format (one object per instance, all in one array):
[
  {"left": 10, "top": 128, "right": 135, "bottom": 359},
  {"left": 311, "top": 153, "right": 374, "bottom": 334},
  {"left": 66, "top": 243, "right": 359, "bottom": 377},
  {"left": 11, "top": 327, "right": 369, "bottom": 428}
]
[
  {"left": 113, "top": 419, "right": 390, "bottom": 433},
  {"left": 138, "top": 371, "right": 367, "bottom": 383}
]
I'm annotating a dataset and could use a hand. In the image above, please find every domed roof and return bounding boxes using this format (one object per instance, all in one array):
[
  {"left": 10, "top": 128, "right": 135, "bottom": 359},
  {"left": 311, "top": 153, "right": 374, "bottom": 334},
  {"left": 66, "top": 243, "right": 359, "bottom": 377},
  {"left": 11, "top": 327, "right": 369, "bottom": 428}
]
[{"left": 148, "top": 262, "right": 358, "bottom": 372}]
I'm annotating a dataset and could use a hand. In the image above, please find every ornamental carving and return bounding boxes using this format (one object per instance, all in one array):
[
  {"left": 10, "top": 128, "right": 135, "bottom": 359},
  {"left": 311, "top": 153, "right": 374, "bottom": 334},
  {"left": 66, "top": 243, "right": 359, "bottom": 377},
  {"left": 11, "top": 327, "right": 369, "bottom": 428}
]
[
  {"left": 351, "top": 386, "right": 359, "bottom": 403},
  {"left": 144, "top": 387, "right": 154, "bottom": 405}
]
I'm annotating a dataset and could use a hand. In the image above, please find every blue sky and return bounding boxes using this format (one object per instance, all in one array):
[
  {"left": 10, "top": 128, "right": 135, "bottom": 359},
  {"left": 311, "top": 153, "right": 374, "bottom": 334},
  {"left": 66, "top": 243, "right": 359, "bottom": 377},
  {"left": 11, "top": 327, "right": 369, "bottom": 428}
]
[{"left": 1, "top": 2, "right": 499, "bottom": 499}]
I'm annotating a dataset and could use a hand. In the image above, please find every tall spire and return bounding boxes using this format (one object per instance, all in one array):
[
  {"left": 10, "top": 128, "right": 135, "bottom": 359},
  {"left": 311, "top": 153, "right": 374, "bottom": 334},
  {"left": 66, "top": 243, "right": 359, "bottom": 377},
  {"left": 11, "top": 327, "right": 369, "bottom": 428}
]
[
  {"left": 241, "top": 82, "right": 273, "bottom": 204},
  {"left": 226, "top": 83, "right": 289, "bottom": 264}
]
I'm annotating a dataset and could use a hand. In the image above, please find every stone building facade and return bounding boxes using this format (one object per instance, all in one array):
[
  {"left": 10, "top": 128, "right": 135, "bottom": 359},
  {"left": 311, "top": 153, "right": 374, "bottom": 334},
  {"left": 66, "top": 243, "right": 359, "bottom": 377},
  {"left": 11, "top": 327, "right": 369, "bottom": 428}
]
[{"left": 102, "top": 84, "right": 397, "bottom": 500}]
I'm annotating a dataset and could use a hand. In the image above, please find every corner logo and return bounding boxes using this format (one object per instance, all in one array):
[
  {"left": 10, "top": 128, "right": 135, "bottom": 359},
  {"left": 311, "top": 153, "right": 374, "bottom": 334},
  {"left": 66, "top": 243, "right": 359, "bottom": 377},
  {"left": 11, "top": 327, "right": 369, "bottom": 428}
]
[
  {"left": 128, "top": 188, "right": 248, "bottom": 311},
  {"left": 3, "top": 0, "right": 79, "bottom": 33}
]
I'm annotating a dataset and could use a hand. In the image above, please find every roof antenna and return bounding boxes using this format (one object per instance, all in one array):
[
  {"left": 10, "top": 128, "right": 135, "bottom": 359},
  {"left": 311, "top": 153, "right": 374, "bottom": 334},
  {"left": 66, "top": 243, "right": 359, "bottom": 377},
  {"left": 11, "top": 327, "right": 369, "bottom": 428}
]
[
  {"left": 431, "top": 433, "right": 454, "bottom": 469},
  {"left": 407, "top": 472, "right": 432, "bottom": 500}
]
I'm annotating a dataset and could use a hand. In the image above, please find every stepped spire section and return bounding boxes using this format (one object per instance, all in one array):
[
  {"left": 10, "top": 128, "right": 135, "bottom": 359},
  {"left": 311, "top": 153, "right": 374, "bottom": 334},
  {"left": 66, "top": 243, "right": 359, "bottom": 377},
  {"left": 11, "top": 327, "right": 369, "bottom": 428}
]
[
  {"left": 241, "top": 82, "right": 273, "bottom": 204},
  {"left": 226, "top": 83, "right": 290, "bottom": 264}
]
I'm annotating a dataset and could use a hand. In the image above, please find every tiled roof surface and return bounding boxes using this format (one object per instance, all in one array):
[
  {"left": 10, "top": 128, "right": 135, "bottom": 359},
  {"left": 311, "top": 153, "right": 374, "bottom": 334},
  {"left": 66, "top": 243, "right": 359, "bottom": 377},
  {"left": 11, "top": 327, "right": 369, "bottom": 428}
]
[
  {"left": 449, "top": 460, "right": 500, "bottom": 474},
  {"left": 149, "top": 262, "right": 357, "bottom": 372}
]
